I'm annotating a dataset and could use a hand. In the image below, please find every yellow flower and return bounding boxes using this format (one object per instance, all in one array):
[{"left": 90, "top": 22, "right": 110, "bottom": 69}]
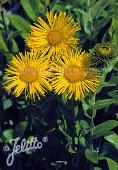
[
  {"left": 90, "top": 43, "right": 114, "bottom": 66},
  {"left": 4, "top": 51, "right": 52, "bottom": 100},
  {"left": 51, "top": 50, "right": 100, "bottom": 100},
  {"left": 26, "top": 11, "right": 80, "bottom": 58},
  {"left": 99, "top": 46, "right": 112, "bottom": 56}
]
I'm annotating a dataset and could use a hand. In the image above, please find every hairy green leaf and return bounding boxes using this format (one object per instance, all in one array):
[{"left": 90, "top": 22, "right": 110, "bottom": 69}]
[
  {"left": 85, "top": 149, "right": 98, "bottom": 163},
  {"left": 95, "top": 99, "right": 115, "bottom": 110},
  {"left": 106, "top": 158, "right": 118, "bottom": 170},
  {"left": 21, "top": 0, "right": 36, "bottom": 21},
  {"left": 2, "top": 129, "right": 13, "bottom": 143},
  {"left": 3, "top": 99, "right": 12, "bottom": 110},
  {"left": 104, "top": 132, "right": 118, "bottom": 149},
  {"left": 93, "top": 120, "right": 118, "bottom": 139},
  {"left": 8, "top": 14, "right": 30, "bottom": 38},
  {"left": 0, "top": 31, "right": 8, "bottom": 52},
  {"left": 11, "top": 39, "right": 19, "bottom": 53}
]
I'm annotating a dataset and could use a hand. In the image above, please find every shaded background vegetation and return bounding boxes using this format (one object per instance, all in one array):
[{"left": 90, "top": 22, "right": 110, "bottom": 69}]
[{"left": 0, "top": 0, "right": 118, "bottom": 170}]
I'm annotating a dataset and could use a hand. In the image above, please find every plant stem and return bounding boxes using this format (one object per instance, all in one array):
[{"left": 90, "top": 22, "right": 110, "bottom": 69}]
[
  {"left": 89, "top": 94, "right": 96, "bottom": 170},
  {"left": 28, "top": 100, "right": 34, "bottom": 131}
]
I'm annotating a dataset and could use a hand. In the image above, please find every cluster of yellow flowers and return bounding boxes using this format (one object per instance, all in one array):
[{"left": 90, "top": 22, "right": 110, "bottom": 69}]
[{"left": 4, "top": 11, "right": 100, "bottom": 101}]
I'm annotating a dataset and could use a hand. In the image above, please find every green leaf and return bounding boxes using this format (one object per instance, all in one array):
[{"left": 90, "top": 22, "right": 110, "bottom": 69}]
[
  {"left": 0, "top": 31, "right": 8, "bottom": 52},
  {"left": 7, "top": 31, "right": 22, "bottom": 41},
  {"left": 0, "top": 23, "right": 4, "bottom": 29},
  {"left": 13, "top": 121, "right": 28, "bottom": 138},
  {"left": 59, "top": 125, "right": 75, "bottom": 153},
  {"left": 75, "top": 120, "right": 81, "bottom": 136},
  {"left": 82, "top": 14, "right": 91, "bottom": 35},
  {"left": 74, "top": 8, "right": 87, "bottom": 16},
  {"left": 3, "top": 99, "right": 12, "bottom": 110},
  {"left": 5, "top": 52, "right": 13, "bottom": 62},
  {"left": 80, "top": 120, "right": 89, "bottom": 129},
  {"left": 59, "top": 125, "right": 72, "bottom": 144},
  {"left": 89, "top": 0, "right": 111, "bottom": 19},
  {"left": 34, "top": 0, "right": 45, "bottom": 14},
  {"left": 101, "top": 82, "right": 116, "bottom": 87},
  {"left": 2, "top": 10, "right": 10, "bottom": 26},
  {"left": 2, "top": 129, "right": 13, "bottom": 143},
  {"left": 94, "top": 167, "right": 102, "bottom": 170},
  {"left": 65, "top": 4, "right": 73, "bottom": 10},
  {"left": 85, "top": 149, "right": 98, "bottom": 164},
  {"left": 68, "top": 145, "right": 76, "bottom": 154},
  {"left": 52, "top": 3, "right": 65, "bottom": 12},
  {"left": 26, "top": 136, "right": 35, "bottom": 155},
  {"left": 79, "top": 136, "right": 86, "bottom": 146},
  {"left": 0, "top": 70, "right": 3, "bottom": 77},
  {"left": 11, "top": 39, "right": 19, "bottom": 53},
  {"left": 45, "top": 0, "right": 50, "bottom": 6},
  {"left": 109, "top": 12, "right": 118, "bottom": 46},
  {"left": 104, "top": 132, "right": 118, "bottom": 149},
  {"left": 93, "top": 120, "right": 118, "bottom": 139},
  {"left": 8, "top": 14, "right": 30, "bottom": 38},
  {"left": 106, "top": 158, "right": 118, "bottom": 170},
  {"left": 74, "top": 105, "right": 78, "bottom": 117},
  {"left": 62, "top": 94, "right": 67, "bottom": 104},
  {"left": 21, "top": 0, "right": 36, "bottom": 21},
  {"left": 110, "top": 75, "right": 118, "bottom": 84},
  {"left": 108, "top": 91, "right": 118, "bottom": 101},
  {"left": 94, "top": 99, "right": 115, "bottom": 110},
  {"left": 74, "top": 137, "right": 79, "bottom": 145},
  {"left": 95, "top": 17, "right": 111, "bottom": 34}
]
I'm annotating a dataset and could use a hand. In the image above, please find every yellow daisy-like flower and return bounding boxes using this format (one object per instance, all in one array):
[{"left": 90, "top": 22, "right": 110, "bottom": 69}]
[
  {"left": 51, "top": 50, "right": 100, "bottom": 100},
  {"left": 26, "top": 11, "right": 80, "bottom": 58},
  {"left": 4, "top": 51, "right": 52, "bottom": 100}
]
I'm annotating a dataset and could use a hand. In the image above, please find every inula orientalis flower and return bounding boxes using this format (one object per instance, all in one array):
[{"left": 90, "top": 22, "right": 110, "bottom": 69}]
[
  {"left": 26, "top": 11, "right": 80, "bottom": 58},
  {"left": 90, "top": 43, "right": 114, "bottom": 66},
  {"left": 51, "top": 50, "right": 100, "bottom": 100},
  {"left": 4, "top": 51, "right": 52, "bottom": 100}
]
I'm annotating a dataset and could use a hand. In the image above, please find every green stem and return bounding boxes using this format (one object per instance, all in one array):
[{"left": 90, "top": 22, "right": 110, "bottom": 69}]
[
  {"left": 97, "top": 57, "right": 118, "bottom": 94},
  {"left": 81, "top": 94, "right": 96, "bottom": 168},
  {"left": 89, "top": 94, "right": 96, "bottom": 149},
  {"left": 89, "top": 117, "right": 94, "bottom": 170},
  {"left": 28, "top": 100, "right": 34, "bottom": 131}
]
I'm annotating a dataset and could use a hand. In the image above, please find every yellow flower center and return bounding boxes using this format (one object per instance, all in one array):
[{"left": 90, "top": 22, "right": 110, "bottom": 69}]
[
  {"left": 64, "top": 64, "right": 86, "bottom": 83},
  {"left": 47, "top": 30, "right": 63, "bottom": 45},
  {"left": 20, "top": 67, "right": 39, "bottom": 83},
  {"left": 99, "top": 46, "right": 112, "bottom": 56}
]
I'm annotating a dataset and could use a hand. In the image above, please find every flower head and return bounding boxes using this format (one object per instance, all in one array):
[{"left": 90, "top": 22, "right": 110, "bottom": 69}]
[
  {"left": 90, "top": 43, "right": 114, "bottom": 66},
  {"left": 26, "top": 11, "right": 80, "bottom": 59},
  {"left": 51, "top": 50, "right": 100, "bottom": 100},
  {"left": 4, "top": 51, "right": 52, "bottom": 100}
]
